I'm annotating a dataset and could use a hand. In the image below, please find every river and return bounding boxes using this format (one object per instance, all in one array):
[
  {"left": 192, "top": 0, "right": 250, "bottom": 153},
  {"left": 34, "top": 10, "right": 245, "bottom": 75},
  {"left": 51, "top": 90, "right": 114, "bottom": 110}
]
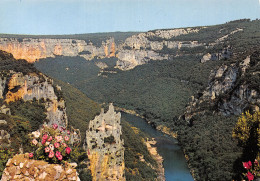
[{"left": 121, "top": 112, "right": 194, "bottom": 181}]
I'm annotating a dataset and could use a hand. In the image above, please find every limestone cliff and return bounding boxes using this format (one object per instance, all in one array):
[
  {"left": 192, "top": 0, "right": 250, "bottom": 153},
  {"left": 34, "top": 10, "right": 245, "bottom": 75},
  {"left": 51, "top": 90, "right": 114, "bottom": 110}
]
[
  {"left": 0, "top": 27, "right": 240, "bottom": 70},
  {"left": 1, "top": 154, "right": 80, "bottom": 181},
  {"left": 200, "top": 47, "right": 232, "bottom": 63},
  {"left": 182, "top": 52, "right": 260, "bottom": 122},
  {"left": 0, "top": 71, "right": 67, "bottom": 128},
  {"left": 0, "top": 37, "right": 116, "bottom": 63},
  {"left": 116, "top": 28, "right": 205, "bottom": 70},
  {"left": 85, "top": 103, "right": 125, "bottom": 181}
]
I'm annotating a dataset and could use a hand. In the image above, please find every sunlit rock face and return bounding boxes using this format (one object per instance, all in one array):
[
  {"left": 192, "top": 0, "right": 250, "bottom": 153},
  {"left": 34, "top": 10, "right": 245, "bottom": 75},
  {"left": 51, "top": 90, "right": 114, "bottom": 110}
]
[
  {"left": 85, "top": 103, "right": 125, "bottom": 181},
  {"left": 0, "top": 26, "right": 244, "bottom": 71},
  {"left": 0, "top": 28, "right": 204, "bottom": 70},
  {"left": 1, "top": 154, "right": 80, "bottom": 181},
  {"left": 116, "top": 28, "right": 205, "bottom": 70},
  {"left": 0, "top": 71, "right": 67, "bottom": 128},
  {"left": 182, "top": 55, "right": 260, "bottom": 121},
  {"left": 0, "top": 37, "right": 116, "bottom": 63}
]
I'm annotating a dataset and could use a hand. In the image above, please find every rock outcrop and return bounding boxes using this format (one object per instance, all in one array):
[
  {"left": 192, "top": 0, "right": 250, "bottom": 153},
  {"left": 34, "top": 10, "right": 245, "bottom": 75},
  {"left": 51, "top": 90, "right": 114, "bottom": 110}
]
[
  {"left": 0, "top": 37, "right": 116, "bottom": 63},
  {"left": 0, "top": 77, "right": 6, "bottom": 99},
  {"left": 85, "top": 103, "right": 125, "bottom": 181},
  {"left": 1, "top": 154, "right": 80, "bottom": 181},
  {"left": 0, "top": 119, "right": 11, "bottom": 148},
  {"left": 200, "top": 48, "right": 232, "bottom": 63},
  {"left": 0, "top": 105, "right": 11, "bottom": 115},
  {"left": 0, "top": 71, "right": 68, "bottom": 128},
  {"left": 182, "top": 53, "right": 260, "bottom": 121},
  {"left": 116, "top": 28, "right": 205, "bottom": 70}
]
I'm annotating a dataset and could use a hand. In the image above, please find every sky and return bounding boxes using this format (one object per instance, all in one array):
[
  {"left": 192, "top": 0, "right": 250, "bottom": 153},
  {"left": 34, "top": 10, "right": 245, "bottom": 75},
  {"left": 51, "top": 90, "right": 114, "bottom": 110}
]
[{"left": 0, "top": 0, "right": 260, "bottom": 35}]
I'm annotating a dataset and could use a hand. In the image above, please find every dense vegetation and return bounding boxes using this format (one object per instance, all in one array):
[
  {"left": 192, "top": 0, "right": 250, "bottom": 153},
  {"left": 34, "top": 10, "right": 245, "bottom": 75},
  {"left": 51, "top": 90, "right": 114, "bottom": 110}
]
[
  {"left": 0, "top": 113, "right": 34, "bottom": 177},
  {"left": 232, "top": 111, "right": 260, "bottom": 180},
  {"left": 53, "top": 79, "right": 159, "bottom": 180},
  {"left": 122, "top": 120, "right": 158, "bottom": 180},
  {"left": 0, "top": 50, "right": 158, "bottom": 180},
  {"left": 0, "top": 50, "right": 39, "bottom": 74},
  {"left": 34, "top": 19, "right": 260, "bottom": 180},
  {"left": 35, "top": 55, "right": 222, "bottom": 127},
  {"left": 177, "top": 113, "right": 241, "bottom": 180},
  {"left": 9, "top": 100, "right": 47, "bottom": 131},
  {"left": 53, "top": 79, "right": 101, "bottom": 142}
]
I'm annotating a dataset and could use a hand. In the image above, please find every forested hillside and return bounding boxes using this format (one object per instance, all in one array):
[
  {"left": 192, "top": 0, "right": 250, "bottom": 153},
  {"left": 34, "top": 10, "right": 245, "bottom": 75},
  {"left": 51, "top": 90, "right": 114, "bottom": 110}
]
[
  {"left": 34, "top": 19, "right": 260, "bottom": 180},
  {"left": 0, "top": 50, "right": 160, "bottom": 180}
]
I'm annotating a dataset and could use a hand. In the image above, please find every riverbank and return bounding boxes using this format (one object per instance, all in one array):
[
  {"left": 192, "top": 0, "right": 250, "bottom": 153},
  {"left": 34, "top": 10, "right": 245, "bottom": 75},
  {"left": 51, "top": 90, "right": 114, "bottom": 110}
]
[
  {"left": 120, "top": 111, "right": 194, "bottom": 181},
  {"left": 115, "top": 107, "right": 177, "bottom": 138},
  {"left": 116, "top": 107, "right": 196, "bottom": 180},
  {"left": 146, "top": 138, "right": 165, "bottom": 181}
]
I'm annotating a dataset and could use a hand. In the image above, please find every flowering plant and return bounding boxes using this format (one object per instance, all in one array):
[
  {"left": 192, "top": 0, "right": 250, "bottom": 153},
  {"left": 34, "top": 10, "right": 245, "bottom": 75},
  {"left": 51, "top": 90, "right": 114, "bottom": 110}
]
[
  {"left": 29, "top": 123, "right": 74, "bottom": 164},
  {"left": 242, "top": 159, "right": 260, "bottom": 181}
]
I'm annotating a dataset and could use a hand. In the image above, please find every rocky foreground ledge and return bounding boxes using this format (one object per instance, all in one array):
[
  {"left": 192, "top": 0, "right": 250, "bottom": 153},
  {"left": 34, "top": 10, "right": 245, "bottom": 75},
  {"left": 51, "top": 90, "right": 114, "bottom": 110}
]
[{"left": 1, "top": 154, "right": 80, "bottom": 181}]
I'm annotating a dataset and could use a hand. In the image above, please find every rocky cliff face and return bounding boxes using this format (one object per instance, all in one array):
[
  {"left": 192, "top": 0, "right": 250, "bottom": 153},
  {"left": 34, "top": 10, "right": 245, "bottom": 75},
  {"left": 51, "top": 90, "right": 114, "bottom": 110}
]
[
  {"left": 182, "top": 52, "right": 260, "bottom": 122},
  {"left": 116, "top": 28, "right": 205, "bottom": 70},
  {"left": 200, "top": 48, "right": 232, "bottom": 63},
  {"left": 0, "top": 71, "right": 67, "bottom": 128},
  {"left": 0, "top": 26, "right": 243, "bottom": 70},
  {"left": 0, "top": 37, "right": 116, "bottom": 63},
  {"left": 84, "top": 103, "right": 125, "bottom": 181},
  {"left": 1, "top": 154, "right": 80, "bottom": 181}
]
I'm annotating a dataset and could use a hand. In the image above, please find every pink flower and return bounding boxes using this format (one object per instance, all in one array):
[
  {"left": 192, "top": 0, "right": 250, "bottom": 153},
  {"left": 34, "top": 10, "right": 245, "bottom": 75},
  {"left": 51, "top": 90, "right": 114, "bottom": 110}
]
[
  {"left": 49, "top": 144, "right": 54, "bottom": 150},
  {"left": 58, "top": 154, "right": 63, "bottom": 161},
  {"left": 243, "top": 161, "right": 252, "bottom": 169},
  {"left": 55, "top": 151, "right": 61, "bottom": 158},
  {"left": 49, "top": 150, "right": 54, "bottom": 158},
  {"left": 45, "top": 147, "right": 50, "bottom": 153},
  {"left": 32, "top": 139, "right": 38, "bottom": 145},
  {"left": 67, "top": 130, "right": 70, "bottom": 135},
  {"left": 47, "top": 136, "right": 52, "bottom": 142},
  {"left": 41, "top": 139, "right": 46, "bottom": 145},
  {"left": 53, "top": 124, "right": 58, "bottom": 130},
  {"left": 29, "top": 153, "right": 33, "bottom": 158},
  {"left": 66, "top": 147, "right": 71, "bottom": 154},
  {"left": 55, "top": 136, "right": 63, "bottom": 142},
  {"left": 62, "top": 143, "right": 67, "bottom": 147},
  {"left": 54, "top": 142, "right": 60, "bottom": 148},
  {"left": 64, "top": 136, "right": 69, "bottom": 142},
  {"left": 247, "top": 171, "right": 254, "bottom": 181},
  {"left": 42, "top": 134, "right": 48, "bottom": 140}
]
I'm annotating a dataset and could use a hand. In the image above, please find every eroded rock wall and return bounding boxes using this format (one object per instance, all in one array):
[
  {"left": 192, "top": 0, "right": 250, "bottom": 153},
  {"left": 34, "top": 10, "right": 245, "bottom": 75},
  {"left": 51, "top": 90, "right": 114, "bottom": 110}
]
[
  {"left": 183, "top": 54, "right": 260, "bottom": 121},
  {"left": 116, "top": 28, "right": 205, "bottom": 70},
  {"left": 0, "top": 26, "right": 242, "bottom": 70},
  {"left": 85, "top": 103, "right": 125, "bottom": 181},
  {"left": 0, "top": 37, "right": 116, "bottom": 63},
  {"left": 0, "top": 77, "right": 6, "bottom": 99},
  {"left": 0, "top": 71, "right": 67, "bottom": 128}
]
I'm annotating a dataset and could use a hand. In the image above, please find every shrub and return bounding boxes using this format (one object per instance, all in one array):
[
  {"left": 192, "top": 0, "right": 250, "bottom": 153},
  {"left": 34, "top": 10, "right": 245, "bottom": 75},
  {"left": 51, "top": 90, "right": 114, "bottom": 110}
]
[
  {"left": 104, "top": 135, "right": 115, "bottom": 144},
  {"left": 241, "top": 159, "right": 260, "bottom": 180},
  {"left": 29, "top": 123, "right": 76, "bottom": 164},
  {"left": 0, "top": 149, "right": 15, "bottom": 178}
]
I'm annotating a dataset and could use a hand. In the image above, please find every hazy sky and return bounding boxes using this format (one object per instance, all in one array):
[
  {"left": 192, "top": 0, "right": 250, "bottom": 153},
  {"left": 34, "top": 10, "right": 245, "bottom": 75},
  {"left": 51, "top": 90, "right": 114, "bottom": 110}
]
[{"left": 0, "top": 0, "right": 260, "bottom": 35}]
